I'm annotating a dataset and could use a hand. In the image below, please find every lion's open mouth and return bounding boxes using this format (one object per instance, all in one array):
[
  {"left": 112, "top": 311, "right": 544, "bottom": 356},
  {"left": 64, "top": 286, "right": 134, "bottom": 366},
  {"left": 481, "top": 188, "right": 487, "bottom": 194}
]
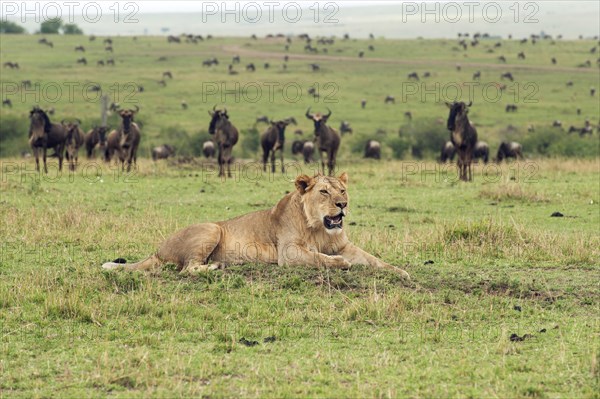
[{"left": 323, "top": 213, "right": 344, "bottom": 229}]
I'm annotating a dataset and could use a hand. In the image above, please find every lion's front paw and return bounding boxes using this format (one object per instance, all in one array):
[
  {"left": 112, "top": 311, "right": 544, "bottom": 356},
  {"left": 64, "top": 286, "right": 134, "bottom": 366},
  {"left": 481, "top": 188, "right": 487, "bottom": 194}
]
[
  {"left": 394, "top": 267, "right": 411, "bottom": 280},
  {"left": 327, "top": 255, "right": 351, "bottom": 269}
]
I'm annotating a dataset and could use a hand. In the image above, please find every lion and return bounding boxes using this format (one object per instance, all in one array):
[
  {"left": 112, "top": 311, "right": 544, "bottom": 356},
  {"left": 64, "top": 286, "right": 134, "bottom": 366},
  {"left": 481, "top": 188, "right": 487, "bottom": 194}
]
[{"left": 101, "top": 173, "right": 410, "bottom": 279}]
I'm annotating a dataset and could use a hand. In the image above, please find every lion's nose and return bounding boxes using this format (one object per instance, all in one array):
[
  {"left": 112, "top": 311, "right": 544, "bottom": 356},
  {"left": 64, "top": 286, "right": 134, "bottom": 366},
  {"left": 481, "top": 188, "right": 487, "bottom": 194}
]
[{"left": 336, "top": 201, "right": 347, "bottom": 209}]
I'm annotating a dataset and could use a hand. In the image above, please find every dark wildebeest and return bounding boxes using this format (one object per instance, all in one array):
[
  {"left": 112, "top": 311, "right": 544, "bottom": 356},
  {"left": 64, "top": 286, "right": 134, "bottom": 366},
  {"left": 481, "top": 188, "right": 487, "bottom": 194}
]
[
  {"left": 446, "top": 101, "right": 478, "bottom": 181},
  {"left": 440, "top": 141, "right": 456, "bottom": 162},
  {"left": 358, "top": 51, "right": 364, "bottom": 58},
  {"left": 255, "top": 115, "right": 270, "bottom": 125},
  {"left": 163, "top": 71, "right": 173, "bottom": 79},
  {"left": 261, "top": 119, "right": 296, "bottom": 173},
  {"left": 292, "top": 140, "right": 314, "bottom": 164},
  {"left": 310, "top": 63, "right": 320, "bottom": 71},
  {"left": 76, "top": 57, "right": 87, "bottom": 65},
  {"left": 246, "top": 63, "right": 256, "bottom": 72},
  {"left": 518, "top": 51, "right": 526, "bottom": 59},
  {"left": 208, "top": 106, "right": 239, "bottom": 178},
  {"left": 105, "top": 106, "right": 141, "bottom": 172},
  {"left": 339, "top": 121, "right": 353, "bottom": 135},
  {"left": 97, "top": 60, "right": 105, "bottom": 66},
  {"left": 473, "top": 141, "right": 489, "bottom": 163},
  {"left": 505, "top": 104, "right": 518, "bottom": 113},
  {"left": 62, "top": 119, "right": 85, "bottom": 171},
  {"left": 498, "top": 55, "right": 507, "bottom": 63},
  {"left": 202, "top": 141, "right": 215, "bottom": 159},
  {"left": 404, "top": 111, "right": 413, "bottom": 121},
  {"left": 551, "top": 57, "right": 557, "bottom": 65},
  {"left": 2, "top": 99, "right": 12, "bottom": 107},
  {"left": 3, "top": 62, "right": 19, "bottom": 69},
  {"left": 408, "top": 72, "right": 419, "bottom": 81},
  {"left": 384, "top": 95, "right": 395, "bottom": 104},
  {"left": 232, "top": 55, "right": 241, "bottom": 64},
  {"left": 85, "top": 126, "right": 109, "bottom": 158},
  {"left": 305, "top": 108, "right": 341, "bottom": 176},
  {"left": 496, "top": 141, "right": 523, "bottom": 162},
  {"left": 473, "top": 71, "right": 481, "bottom": 80},
  {"left": 181, "top": 100, "right": 188, "bottom": 110},
  {"left": 28, "top": 107, "right": 67, "bottom": 173},
  {"left": 152, "top": 144, "right": 176, "bottom": 161},
  {"left": 106, "top": 58, "right": 115, "bottom": 66},
  {"left": 361, "top": 99, "right": 367, "bottom": 109},
  {"left": 501, "top": 72, "right": 514, "bottom": 81},
  {"left": 364, "top": 140, "right": 381, "bottom": 159},
  {"left": 75, "top": 45, "right": 85, "bottom": 52}
]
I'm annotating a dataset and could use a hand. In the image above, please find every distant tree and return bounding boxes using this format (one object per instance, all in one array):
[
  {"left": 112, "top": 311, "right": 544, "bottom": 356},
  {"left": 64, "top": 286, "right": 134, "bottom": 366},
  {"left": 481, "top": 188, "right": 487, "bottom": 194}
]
[
  {"left": 0, "top": 20, "right": 26, "bottom": 34},
  {"left": 62, "top": 23, "right": 83, "bottom": 35},
  {"left": 40, "top": 18, "right": 62, "bottom": 34}
]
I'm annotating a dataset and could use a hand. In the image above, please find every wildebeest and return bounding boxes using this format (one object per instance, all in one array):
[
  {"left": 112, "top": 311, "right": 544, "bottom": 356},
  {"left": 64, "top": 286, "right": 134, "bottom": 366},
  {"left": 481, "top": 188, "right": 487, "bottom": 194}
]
[
  {"left": 202, "top": 141, "right": 215, "bottom": 159},
  {"left": 151, "top": 144, "right": 176, "bottom": 161},
  {"left": 384, "top": 95, "right": 395, "bottom": 104},
  {"left": 167, "top": 35, "right": 181, "bottom": 43},
  {"left": 76, "top": 57, "right": 87, "bottom": 65},
  {"left": 440, "top": 141, "right": 456, "bottom": 162},
  {"left": 202, "top": 58, "right": 219, "bottom": 67},
  {"left": 3, "top": 62, "right": 19, "bottom": 69},
  {"left": 591, "top": 87, "right": 596, "bottom": 97},
  {"left": 232, "top": 55, "right": 241, "bottom": 64},
  {"left": 358, "top": 51, "right": 364, "bottom": 58},
  {"left": 105, "top": 106, "right": 141, "bottom": 171},
  {"left": 62, "top": 119, "right": 85, "bottom": 171},
  {"left": 162, "top": 71, "right": 172, "bottom": 79},
  {"left": 75, "top": 45, "right": 85, "bottom": 52},
  {"left": 473, "top": 71, "right": 481, "bottom": 80},
  {"left": 505, "top": 104, "right": 518, "bottom": 112},
  {"left": 407, "top": 72, "right": 419, "bottom": 81},
  {"left": 97, "top": 60, "right": 105, "bottom": 66},
  {"left": 261, "top": 119, "right": 295, "bottom": 173},
  {"left": 361, "top": 99, "right": 367, "bottom": 109},
  {"left": 339, "top": 121, "right": 353, "bottom": 135},
  {"left": 310, "top": 63, "right": 320, "bottom": 71},
  {"left": 551, "top": 57, "right": 557, "bottom": 65},
  {"left": 28, "top": 106, "right": 67, "bottom": 173},
  {"left": 498, "top": 55, "right": 507, "bottom": 63},
  {"left": 105, "top": 46, "right": 113, "bottom": 52},
  {"left": 208, "top": 106, "right": 239, "bottom": 178},
  {"left": 501, "top": 72, "right": 514, "bottom": 81},
  {"left": 2, "top": 99, "right": 12, "bottom": 107},
  {"left": 404, "top": 111, "right": 413, "bottom": 121},
  {"left": 84, "top": 126, "right": 109, "bottom": 158},
  {"left": 291, "top": 140, "right": 314, "bottom": 164},
  {"left": 246, "top": 63, "right": 256, "bottom": 72},
  {"left": 255, "top": 115, "right": 270, "bottom": 125},
  {"left": 496, "top": 141, "right": 523, "bottom": 162},
  {"left": 181, "top": 100, "right": 188, "bottom": 110},
  {"left": 552, "top": 120, "right": 563, "bottom": 128},
  {"left": 364, "top": 140, "right": 381, "bottom": 159},
  {"left": 446, "top": 101, "right": 478, "bottom": 181},
  {"left": 518, "top": 51, "right": 526, "bottom": 59},
  {"left": 305, "top": 108, "right": 341, "bottom": 175},
  {"left": 473, "top": 141, "right": 489, "bottom": 163}
]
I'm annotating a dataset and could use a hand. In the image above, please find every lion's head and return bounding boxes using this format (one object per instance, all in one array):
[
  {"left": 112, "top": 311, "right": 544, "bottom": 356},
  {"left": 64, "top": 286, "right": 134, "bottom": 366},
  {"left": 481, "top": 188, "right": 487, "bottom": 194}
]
[{"left": 295, "top": 173, "right": 349, "bottom": 235}]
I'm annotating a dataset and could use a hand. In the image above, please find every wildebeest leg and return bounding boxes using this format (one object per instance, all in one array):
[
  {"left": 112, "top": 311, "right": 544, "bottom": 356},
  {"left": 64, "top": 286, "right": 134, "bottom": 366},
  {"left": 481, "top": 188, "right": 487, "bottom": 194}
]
[
  {"left": 218, "top": 148, "right": 224, "bottom": 177},
  {"left": 42, "top": 146, "right": 48, "bottom": 174},
  {"left": 280, "top": 148, "right": 285, "bottom": 173},
  {"left": 32, "top": 147, "right": 40, "bottom": 172},
  {"left": 327, "top": 149, "right": 335, "bottom": 176},
  {"left": 270, "top": 149, "right": 276, "bottom": 173},
  {"left": 320, "top": 150, "right": 326, "bottom": 174},
  {"left": 262, "top": 148, "right": 269, "bottom": 172}
]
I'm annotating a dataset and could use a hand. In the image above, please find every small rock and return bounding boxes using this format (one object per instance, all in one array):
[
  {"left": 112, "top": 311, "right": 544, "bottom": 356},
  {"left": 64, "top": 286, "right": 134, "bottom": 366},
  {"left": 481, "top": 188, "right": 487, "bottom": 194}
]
[
  {"left": 510, "top": 333, "right": 524, "bottom": 342},
  {"left": 423, "top": 260, "right": 434, "bottom": 265},
  {"left": 551, "top": 212, "right": 564, "bottom": 217},
  {"left": 263, "top": 336, "right": 276, "bottom": 343},
  {"left": 112, "top": 258, "right": 126, "bottom": 264},
  {"left": 513, "top": 305, "right": 522, "bottom": 312},
  {"left": 539, "top": 328, "right": 547, "bottom": 333},
  {"left": 349, "top": 221, "right": 357, "bottom": 226}
]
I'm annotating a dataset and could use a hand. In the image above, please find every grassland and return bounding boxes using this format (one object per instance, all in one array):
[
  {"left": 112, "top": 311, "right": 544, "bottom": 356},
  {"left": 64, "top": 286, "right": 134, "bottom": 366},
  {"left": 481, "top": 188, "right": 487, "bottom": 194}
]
[
  {"left": 0, "top": 157, "right": 599, "bottom": 397},
  {"left": 0, "top": 34, "right": 599, "bottom": 158},
  {"left": 0, "top": 33, "right": 599, "bottom": 397}
]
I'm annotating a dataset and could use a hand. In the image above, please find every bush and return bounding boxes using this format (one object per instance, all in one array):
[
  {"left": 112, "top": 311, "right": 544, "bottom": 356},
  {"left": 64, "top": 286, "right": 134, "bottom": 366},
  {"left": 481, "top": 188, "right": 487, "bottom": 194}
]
[
  {"left": 40, "top": 18, "right": 62, "bottom": 34},
  {"left": 0, "top": 21, "right": 26, "bottom": 34},
  {"left": 239, "top": 127, "right": 259, "bottom": 158},
  {"left": 62, "top": 23, "right": 83, "bottom": 35},
  {"left": 520, "top": 127, "right": 598, "bottom": 158}
]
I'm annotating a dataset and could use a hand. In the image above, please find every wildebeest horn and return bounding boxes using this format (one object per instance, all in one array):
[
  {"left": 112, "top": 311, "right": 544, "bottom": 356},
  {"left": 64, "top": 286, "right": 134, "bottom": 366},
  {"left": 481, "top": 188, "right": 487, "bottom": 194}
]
[
  {"left": 445, "top": 101, "right": 453, "bottom": 108},
  {"left": 305, "top": 107, "right": 312, "bottom": 119},
  {"left": 212, "top": 104, "right": 217, "bottom": 111},
  {"left": 467, "top": 101, "right": 473, "bottom": 107},
  {"left": 133, "top": 105, "right": 140, "bottom": 113},
  {"left": 223, "top": 107, "right": 227, "bottom": 114},
  {"left": 325, "top": 107, "right": 332, "bottom": 118}
]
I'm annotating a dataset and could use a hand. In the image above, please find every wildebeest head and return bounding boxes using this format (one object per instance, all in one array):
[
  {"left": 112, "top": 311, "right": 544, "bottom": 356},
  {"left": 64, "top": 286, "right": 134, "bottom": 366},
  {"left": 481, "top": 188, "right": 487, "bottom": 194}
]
[
  {"left": 208, "top": 105, "right": 229, "bottom": 134},
  {"left": 305, "top": 107, "right": 332, "bottom": 135},
  {"left": 270, "top": 119, "right": 292, "bottom": 147},
  {"left": 29, "top": 106, "right": 51, "bottom": 140},
  {"left": 445, "top": 101, "right": 471, "bottom": 131},
  {"left": 118, "top": 106, "right": 139, "bottom": 133}
]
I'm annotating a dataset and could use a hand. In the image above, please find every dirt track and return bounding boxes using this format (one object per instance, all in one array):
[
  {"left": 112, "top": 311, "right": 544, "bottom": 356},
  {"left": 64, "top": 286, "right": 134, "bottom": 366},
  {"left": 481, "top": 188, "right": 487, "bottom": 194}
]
[{"left": 222, "top": 44, "right": 598, "bottom": 74}]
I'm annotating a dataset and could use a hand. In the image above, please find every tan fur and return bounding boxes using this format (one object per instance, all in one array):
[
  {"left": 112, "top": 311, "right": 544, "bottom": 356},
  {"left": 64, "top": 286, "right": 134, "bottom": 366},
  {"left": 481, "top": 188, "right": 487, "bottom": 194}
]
[{"left": 102, "top": 173, "right": 410, "bottom": 279}]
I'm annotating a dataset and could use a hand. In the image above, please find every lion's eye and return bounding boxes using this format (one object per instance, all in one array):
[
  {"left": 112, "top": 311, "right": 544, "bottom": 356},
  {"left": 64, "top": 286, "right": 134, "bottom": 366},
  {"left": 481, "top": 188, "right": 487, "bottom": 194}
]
[{"left": 320, "top": 189, "right": 328, "bottom": 195}]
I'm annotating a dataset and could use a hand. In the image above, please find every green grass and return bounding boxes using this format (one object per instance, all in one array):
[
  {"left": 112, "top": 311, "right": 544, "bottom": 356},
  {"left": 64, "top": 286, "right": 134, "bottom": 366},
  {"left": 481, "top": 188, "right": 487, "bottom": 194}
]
[
  {"left": 1, "top": 35, "right": 598, "bottom": 158},
  {"left": 0, "top": 158, "right": 599, "bottom": 397}
]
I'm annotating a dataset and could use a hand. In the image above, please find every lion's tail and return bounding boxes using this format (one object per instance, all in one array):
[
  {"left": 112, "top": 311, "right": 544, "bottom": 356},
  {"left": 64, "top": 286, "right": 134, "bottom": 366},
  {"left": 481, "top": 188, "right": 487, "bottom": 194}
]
[{"left": 101, "top": 255, "right": 162, "bottom": 271}]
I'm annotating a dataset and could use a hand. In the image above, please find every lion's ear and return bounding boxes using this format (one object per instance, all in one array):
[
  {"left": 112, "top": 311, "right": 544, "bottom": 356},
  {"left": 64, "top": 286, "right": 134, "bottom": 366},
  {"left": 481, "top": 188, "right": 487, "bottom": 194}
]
[
  {"left": 338, "top": 172, "right": 348, "bottom": 185},
  {"left": 295, "top": 174, "right": 312, "bottom": 194}
]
